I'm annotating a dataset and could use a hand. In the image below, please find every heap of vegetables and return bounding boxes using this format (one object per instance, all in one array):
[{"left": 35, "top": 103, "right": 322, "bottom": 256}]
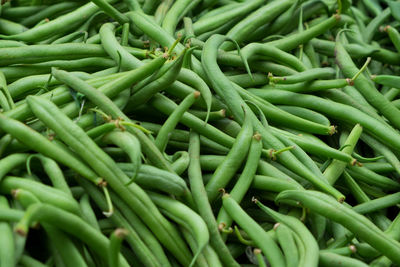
[{"left": 1, "top": 0, "right": 400, "bottom": 266}]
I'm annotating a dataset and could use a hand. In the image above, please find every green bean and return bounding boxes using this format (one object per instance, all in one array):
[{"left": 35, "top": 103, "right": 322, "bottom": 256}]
[
  {"left": 383, "top": 87, "right": 400, "bottom": 101},
  {"left": 268, "top": 14, "right": 341, "bottom": 52},
  {"left": 0, "top": 134, "right": 13, "bottom": 157},
  {"left": 33, "top": 154, "right": 72, "bottom": 196},
  {"left": 0, "top": 196, "right": 14, "bottom": 267},
  {"left": 0, "top": 44, "right": 110, "bottom": 66},
  {"left": 170, "top": 151, "right": 189, "bottom": 175},
  {"left": 252, "top": 175, "right": 303, "bottom": 192},
  {"left": 0, "top": 18, "right": 28, "bottom": 35},
  {"left": 20, "top": 2, "right": 80, "bottom": 27},
  {"left": 86, "top": 122, "right": 117, "bottom": 139},
  {"left": 150, "top": 93, "right": 235, "bottom": 148},
  {"left": 51, "top": 59, "right": 175, "bottom": 172},
  {"left": 346, "top": 165, "right": 400, "bottom": 190},
  {"left": 102, "top": 130, "right": 141, "bottom": 183},
  {"left": 197, "top": 2, "right": 240, "bottom": 20},
  {"left": 372, "top": 74, "right": 400, "bottom": 89},
  {"left": 79, "top": 194, "right": 100, "bottom": 231},
  {"left": 0, "top": 40, "right": 28, "bottom": 48},
  {"left": 240, "top": 42, "right": 308, "bottom": 72},
  {"left": 185, "top": 0, "right": 264, "bottom": 37},
  {"left": 256, "top": 199, "right": 319, "bottom": 266},
  {"left": 0, "top": 153, "right": 29, "bottom": 183},
  {"left": 384, "top": 25, "right": 400, "bottom": 53},
  {"left": 19, "top": 255, "right": 48, "bottom": 267},
  {"left": 220, "top": 0, "right": 295, "bottom": 50},
  {"left": 0, "top": 1, "right": 117, "bottom": 42},
  {"left": 162, "top": 0, "right": 201, "bottom": 35},
  {"left": 322, "top": 124, "right": 362, "bottom": 185},
  {"left": 270, "top": 67, "right": 336, "bottom": 84},
  {"left": 188, "top": 131, "right": 240, "bottom": 267},
  {"left": 176, "top": 68, "right": 213, "bottom": 122},
  {"left": 99, "top": 23, "right": 141, "bottom": 70},
  {"left": 360, "top": 133, "right": 400, "bottom": 175},
  {"left": 321, "top": 245, "right": 356, "bottom": 256},
  {"left": 276, "top": 105, "right": 330, "bottom": 126},
  {"left": 319, "top": 252, "right": 368, "bottom": 267},
  {"left": 362, "top": 162, "right": 395, "bottom": 173},
  {"left": 336, "top": 36, "right": 400, "bottom": 130},
  {"left": 249, "top": 0, "right": 300, "bottom": 41},
  {"left": 123, "top": 0, "right": 142, "bottom": 11},
  {"left": 227, "top": 73, "right": 268, "bottom": 88},
  {"left": 1, "top": 5, "right": 46, "bottom": 19},
  {"left": 369, "top": 256, "right": 392, "bottom": 267},
  {"left": 8, "top": 72, "right": 89, "bottom": 100},
  {"left": 253, "top": 249, "right": 266, "bottom": 267},
  {"left": 276, "top": 190, "right": 400, "bottom": 264},
  {"left": 321, "top": 88, "right": 387, "bottom": 126},
  {"left": 272, "top": 127, "right": 354, "bottom": 163},
  {"left": 148, "top": 192, "right": 209, "bottom": 267},
  {"left": 233, "top": 83, "right": 336, "bottom": 135},
  {"left": 153, "top": 0, "right": 174, "bottom": 26},
  {"left": 217, "top": 133, "right": 262, "bottom": 233},
  {"left": 197, "top": 48, "right": 299, "bottom": 76},
  {"left": 130, "top": 50, "right": 188, "bottom": 109},
  {"left": 352, "top": 192, "right": 400, "bottom": 214},
  {"left": 117, "top": 163, "right": 189, "bottom": 196},
  {"left": 222, "top": 193, "right": 285, "bottom": 267},
  {"left": 274, "top": 223, "right": 299, "bottom": 267},
  {"left": 13, "top": 189, "right": 88, "bottom": 267},
  {"left": 205, "top": 110, "right": 253, "bottom": 202},
  {"left": 188, "top": 109, "right": 225, "bottom": 121},
  {"left": 143, "top": 0, "right": 161, "bottom": 14},
  {"left": 109, "top": 228, "right": 129, "bottom": 267},
  {"left": 155, "top": 91, "right": 199, "bottom": 152},
  {"left": 78, "top": 178, "right": 168, "bottom": 267},
  {"left": 0, "top": 115, "right": 101, "bottom": 184},
  {"left": 141, "top": 120, "right": 230, "bottom": 154},
  {"left": 1, "top": 176, "right": 81, "bottom": 215},
  {"left": 91, "top": 0, "right": 128, "bottom": 25},
  {"left": 365, "top": 7, "right": 391, "bottom": 43}
]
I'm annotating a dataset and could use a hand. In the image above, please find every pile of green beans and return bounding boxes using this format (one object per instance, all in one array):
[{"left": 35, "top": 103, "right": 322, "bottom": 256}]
[{"left": 1, "top": 0, "right": 400, "bottom": 266}]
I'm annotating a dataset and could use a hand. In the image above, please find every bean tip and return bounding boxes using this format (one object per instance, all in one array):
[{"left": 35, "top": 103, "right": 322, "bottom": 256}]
[
  {"left": 15, "top": 227, "right": 28, "bottom": 237},
  {"left": 253, "top": 248, "right": 262, "bottom": 254},
  {"left": 329, "top": 125, "right": 337, "bottom": 135}
]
